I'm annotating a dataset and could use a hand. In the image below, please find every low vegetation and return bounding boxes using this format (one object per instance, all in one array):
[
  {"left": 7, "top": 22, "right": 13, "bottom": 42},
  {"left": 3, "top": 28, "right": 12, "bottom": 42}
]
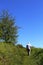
[{"left": 0, "top": 42, "right": 43, "bottom": 65}]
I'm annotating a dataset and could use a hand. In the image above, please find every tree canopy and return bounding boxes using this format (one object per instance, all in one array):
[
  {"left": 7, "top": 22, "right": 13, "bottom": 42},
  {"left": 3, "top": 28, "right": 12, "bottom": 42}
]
[{"left": 0, "top": 11, "right": 18, "bottom": 44}]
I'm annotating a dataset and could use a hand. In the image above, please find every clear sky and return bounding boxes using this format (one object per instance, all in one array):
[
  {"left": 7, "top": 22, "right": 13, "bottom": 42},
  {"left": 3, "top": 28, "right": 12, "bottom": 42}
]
[{"left": 0, "top": 0, "right": 43, "bottom": 48}]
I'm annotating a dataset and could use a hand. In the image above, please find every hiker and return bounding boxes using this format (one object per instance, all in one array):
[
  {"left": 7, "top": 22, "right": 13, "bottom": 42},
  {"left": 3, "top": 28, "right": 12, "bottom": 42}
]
[{"left": 26, "top": 42, "right": 31, "bottom": 56}]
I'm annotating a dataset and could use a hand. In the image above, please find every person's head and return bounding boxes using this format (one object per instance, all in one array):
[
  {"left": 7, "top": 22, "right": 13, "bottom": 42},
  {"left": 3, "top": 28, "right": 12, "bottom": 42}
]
[{"left": 27, "top": 42, "right": 31, "bottom": 46}]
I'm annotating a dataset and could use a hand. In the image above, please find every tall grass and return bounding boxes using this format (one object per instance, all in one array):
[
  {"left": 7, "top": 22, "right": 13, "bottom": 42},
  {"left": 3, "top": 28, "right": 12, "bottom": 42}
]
[{"left": 0, "top": 42, "right": 43, "bottom": 65}]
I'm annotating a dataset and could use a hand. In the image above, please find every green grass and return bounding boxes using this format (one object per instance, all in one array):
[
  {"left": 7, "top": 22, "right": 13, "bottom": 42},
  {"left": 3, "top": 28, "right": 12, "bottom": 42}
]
[{"left": 0, "top": 42, "right": 43, "bottom": 65}]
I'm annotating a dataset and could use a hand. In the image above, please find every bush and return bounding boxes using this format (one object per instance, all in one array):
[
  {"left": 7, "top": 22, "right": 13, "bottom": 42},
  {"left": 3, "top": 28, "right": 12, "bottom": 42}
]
[{"left": 16, "top": 44, "right": 24, "bottom": 48}]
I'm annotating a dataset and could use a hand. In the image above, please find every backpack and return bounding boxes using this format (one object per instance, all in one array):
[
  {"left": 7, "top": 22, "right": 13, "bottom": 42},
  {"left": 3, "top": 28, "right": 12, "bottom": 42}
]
[{"left": 26, "top": 45, "right": 29, "bottom": 49}]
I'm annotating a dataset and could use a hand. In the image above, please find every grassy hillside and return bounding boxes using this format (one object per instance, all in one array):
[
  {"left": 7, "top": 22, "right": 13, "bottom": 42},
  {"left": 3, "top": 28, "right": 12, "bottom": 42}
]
[{"left": 0, "top": 42, "right": 43, "bottom": 65}]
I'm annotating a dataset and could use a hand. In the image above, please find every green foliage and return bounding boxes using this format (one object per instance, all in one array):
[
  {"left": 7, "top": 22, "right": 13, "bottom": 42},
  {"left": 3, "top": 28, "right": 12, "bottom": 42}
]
[
  {"left": 0, "top": 11, "right": 18, "bottom": 44},
  {"left": 0, "top": 42, "right": 43, "bottom": 65},
  {"left": 17, "top": 44, "right": 24, "bottom": 48}
]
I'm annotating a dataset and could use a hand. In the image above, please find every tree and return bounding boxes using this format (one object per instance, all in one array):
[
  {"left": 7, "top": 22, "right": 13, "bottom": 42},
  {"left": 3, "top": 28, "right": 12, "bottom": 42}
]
[{"left": 0, "top": 11, "right": 18, "bottom": 44}]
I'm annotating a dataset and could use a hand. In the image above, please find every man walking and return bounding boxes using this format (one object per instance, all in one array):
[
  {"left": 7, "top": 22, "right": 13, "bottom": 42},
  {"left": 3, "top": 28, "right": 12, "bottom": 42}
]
[{"left": 26, "top": 42, "right": 31, "bottom": 56}]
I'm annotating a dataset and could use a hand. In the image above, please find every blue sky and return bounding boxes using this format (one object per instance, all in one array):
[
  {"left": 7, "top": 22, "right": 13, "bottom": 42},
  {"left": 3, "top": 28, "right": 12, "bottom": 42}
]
[{"left": 0, "top": 0, "right": 43, "bottom": 48}]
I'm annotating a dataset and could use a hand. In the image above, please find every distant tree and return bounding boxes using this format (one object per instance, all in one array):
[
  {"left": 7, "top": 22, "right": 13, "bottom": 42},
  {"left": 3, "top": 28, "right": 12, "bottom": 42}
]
[{"left": 0, "top": 11, "right": 18, "bottom": 44}]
